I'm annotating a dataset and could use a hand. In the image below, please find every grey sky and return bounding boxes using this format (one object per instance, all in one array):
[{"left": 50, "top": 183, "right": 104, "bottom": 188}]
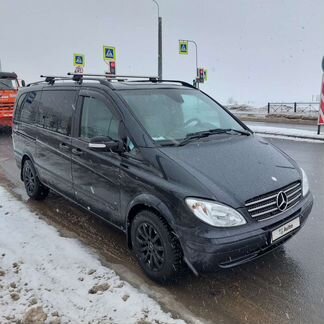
[{"left": 1, "top": 0, "right": 323, "bottom": 106}]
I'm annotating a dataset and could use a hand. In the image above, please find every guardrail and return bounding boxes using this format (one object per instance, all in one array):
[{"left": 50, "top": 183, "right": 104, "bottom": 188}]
[{"left": 267, "top": 102, "right": 319, "bottom": 114}]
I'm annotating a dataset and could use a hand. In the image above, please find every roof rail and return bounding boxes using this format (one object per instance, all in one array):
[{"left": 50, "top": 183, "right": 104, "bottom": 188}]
[
  {"left": 26, "top": 75, "right": 73, "bottom": 87},
  {"left": 129, "top": 79, "right": 197, "bottom": 89},
  {"left": 27, "top": 74, "right": 114, "bottom": 88},
  {"left": 26, "top": 73, "right": 195, "bottom": 90},
  {"left": 67, "top": 73, "right": 158, "bottom": 81}
]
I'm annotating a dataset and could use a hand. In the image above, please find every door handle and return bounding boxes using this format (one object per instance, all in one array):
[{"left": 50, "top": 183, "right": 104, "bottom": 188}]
[
  {"left": 59, "top": 143, "right": 70, "bottom": 151},
  {"left": 72, "top": 148, "right": 83, "bottom": 156}
]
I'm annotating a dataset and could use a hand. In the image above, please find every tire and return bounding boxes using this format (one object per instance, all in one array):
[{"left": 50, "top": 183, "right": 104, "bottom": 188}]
[
  {"left": 131, "top": 210, "right": 183, "bottom": 283},
  {"left": 22, "top": 160, "right": 49, "bottom": 200}
]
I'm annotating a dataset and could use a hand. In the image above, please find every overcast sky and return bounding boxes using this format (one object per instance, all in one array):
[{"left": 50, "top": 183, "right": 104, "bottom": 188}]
[{"left": 1, "top": 0, "right": 324, "bottom": 106}]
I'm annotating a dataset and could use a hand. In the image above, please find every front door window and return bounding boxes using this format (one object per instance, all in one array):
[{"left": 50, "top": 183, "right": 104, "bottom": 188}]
[{"left": 80, "top": 96, "right": 119, "bottom": 140}]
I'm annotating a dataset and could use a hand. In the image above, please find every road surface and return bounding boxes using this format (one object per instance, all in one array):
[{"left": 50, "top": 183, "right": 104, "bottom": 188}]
[{"left": 0, "top": 131, "right": 323, "bottom": 324}]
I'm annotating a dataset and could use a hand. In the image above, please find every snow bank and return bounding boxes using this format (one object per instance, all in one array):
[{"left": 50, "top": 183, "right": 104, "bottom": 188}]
[
  {"left": 0, "top": 186, "right": 185, "bottom": 324},
  {"left": 249, "top": 125, "right": 324, "bottom": 142}
]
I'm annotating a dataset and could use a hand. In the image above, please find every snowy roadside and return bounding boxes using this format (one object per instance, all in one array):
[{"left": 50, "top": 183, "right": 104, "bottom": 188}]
[
  {"left": 248, "top": 125, "right": 324, "bottom": 142},
  {"left": 0, "top": 186, "right": 185, "bottom": 324}
]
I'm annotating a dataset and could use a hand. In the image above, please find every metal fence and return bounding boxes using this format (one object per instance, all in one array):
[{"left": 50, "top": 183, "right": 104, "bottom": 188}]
[{"left": 267, "top": 102, "right": 319, "bottom": 114}]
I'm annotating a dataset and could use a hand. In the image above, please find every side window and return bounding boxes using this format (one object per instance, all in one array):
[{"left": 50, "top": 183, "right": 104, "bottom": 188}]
[
  {"left": 80, "top": 96, "right": 119, "bottom": 140},
  {"left": 38, "top": 90, "right": 76, "bottom": 135},
  {"left": 13, "top": 93, "right": 26, "bottom": 121},
  {"left": 19, "top": 92, "right": 40, "bottom": 124}
]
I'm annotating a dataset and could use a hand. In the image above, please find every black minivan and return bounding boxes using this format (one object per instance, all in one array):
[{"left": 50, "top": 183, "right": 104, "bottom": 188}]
[{"left": 12, "top": 75, "right": 313, "bottom": 282}]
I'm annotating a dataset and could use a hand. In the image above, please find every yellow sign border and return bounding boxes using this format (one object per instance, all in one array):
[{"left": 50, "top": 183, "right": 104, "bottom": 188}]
[
  {"left": 103, "top": 46, "right": 116, "bottom": 62},
  {"left": 204, "top": 69, "right": 208, "bottom": 81},
  {"left": 73, "top": 53, "right": 85, "bottom": 67},
  {"left": 179, "top": 41, "right": 188, "bottom": 55}
]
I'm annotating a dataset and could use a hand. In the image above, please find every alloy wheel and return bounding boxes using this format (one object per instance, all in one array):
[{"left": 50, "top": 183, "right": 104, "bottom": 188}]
[
  {"left": 135, "top": 222, "right": 165, "bottom": 271},
  {"left": 24, "top": 164, "right": 36, "bottom": 195}
]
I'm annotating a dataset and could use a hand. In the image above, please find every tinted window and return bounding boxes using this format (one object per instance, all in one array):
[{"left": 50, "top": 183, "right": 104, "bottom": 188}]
[
  {"left": 19, "top": 92, "right": 40, "bottom": 124},
  {"left": 14, "top": 93, "right": 26, "bottom": 121},
  {"left": 80, "top": 96, "right": 119, "bottom": 140},
  {"left": 38, "top": 90, "right": 76, "bottom": 135}
]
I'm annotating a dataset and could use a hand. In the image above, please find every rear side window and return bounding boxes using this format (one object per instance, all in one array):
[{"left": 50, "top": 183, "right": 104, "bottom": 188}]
[
  {"left": 17, "top": 92, "right": 40, "bottom": 124},
  {"left": 38, "top": 90, "right": 76, "bottom": 135},
  {"left": 80, "top": 96, "right": 119, "bottom": 140},
  {"left": 14, "top": 93, "right": 26, "bottom": 121}
]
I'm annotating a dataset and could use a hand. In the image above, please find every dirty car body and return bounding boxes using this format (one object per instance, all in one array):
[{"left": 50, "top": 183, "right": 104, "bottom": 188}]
[{"left": 12, "top": 77, "right": 313, "bottom": 280}]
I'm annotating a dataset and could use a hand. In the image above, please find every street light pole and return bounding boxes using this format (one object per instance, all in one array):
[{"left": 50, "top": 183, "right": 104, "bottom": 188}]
[{"left": 153, "top": 0, "right": 162, "bottom": 80}]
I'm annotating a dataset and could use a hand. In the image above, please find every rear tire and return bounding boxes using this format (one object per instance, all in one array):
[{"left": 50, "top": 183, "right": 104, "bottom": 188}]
[
  {"left": 131, "top": 210, "right": 183, "bottom": 283},
  {"left": 22, "top": 160, "right": 49, "bottom": 200}
]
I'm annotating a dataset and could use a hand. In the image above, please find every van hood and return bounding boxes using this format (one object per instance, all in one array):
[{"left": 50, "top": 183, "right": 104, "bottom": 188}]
[{"left": 158, "top": 135, "right": 301, "bottom": 208}]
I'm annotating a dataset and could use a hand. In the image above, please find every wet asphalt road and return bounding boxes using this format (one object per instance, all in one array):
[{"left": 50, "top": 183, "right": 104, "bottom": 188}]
[{"left": 0, "top": 131, "right": 323, "bottom": 324}]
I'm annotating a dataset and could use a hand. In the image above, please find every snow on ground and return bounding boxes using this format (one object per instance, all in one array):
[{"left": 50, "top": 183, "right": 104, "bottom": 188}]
[
  {"left": 248, "top": 125, "right": 324, "bottom": 142},
  {"left": 0, "top": 186, "right": 185, "bottom": 324}
]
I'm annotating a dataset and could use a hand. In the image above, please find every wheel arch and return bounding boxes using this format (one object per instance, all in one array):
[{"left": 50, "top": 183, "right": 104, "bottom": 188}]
[{"left": 126, "top": 194, "right": 177, "bottom": 249}]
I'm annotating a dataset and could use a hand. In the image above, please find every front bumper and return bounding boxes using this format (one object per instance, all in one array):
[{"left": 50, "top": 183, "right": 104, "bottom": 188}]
[
  {"left": 178, "top": 193, "right": 313, "bottom": 273},
  {"left": 0, "top": 109, "right": 14, "bottom": 127}
]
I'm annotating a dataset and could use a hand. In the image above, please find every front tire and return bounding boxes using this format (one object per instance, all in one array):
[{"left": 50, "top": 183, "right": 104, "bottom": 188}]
[
  {"left": 131, "top": 210, "right": 183, "bottom": 283},
  {"left": 23, "top": 160, "right": 49, "bottom": 200}
]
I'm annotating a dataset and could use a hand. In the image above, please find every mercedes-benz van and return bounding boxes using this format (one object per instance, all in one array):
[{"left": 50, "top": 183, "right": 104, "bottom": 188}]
[{"left": 12, "top": 75, "right": 313, "bottom": 282}]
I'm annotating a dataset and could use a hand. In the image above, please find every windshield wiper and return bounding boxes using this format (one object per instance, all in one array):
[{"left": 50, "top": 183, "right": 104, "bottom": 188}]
[
  {"left": 178, "top": 128, "right": 251, "bottom": 146},
  {"left": 222, "top": 128, "right": 251, "bottom": 136}
]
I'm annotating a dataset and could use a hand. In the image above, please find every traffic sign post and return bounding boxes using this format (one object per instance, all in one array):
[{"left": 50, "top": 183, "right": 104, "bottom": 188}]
[
  {"left": 179, "top": 41, "right": 188, "bottom": 55},
  {"left": 179, "top": 39, "right": 200, "bottom": 88},
  {"left": 73, "top": 54, "right": 85, "bottom": 67},
  {"left": 318, "top": 57, "right": 324, "bottom": 135},
  {"left": 103, "top": 46, "right": 116, "bottom": 62}
]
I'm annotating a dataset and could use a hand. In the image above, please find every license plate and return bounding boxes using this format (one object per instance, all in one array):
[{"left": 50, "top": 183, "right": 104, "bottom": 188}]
[{"left": 271, "top": 217, "right": 300, "bottom": 243}]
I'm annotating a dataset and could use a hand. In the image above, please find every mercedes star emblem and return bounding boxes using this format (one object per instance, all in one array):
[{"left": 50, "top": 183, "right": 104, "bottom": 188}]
[{"left": 276, "top": 191, "right": 288, "bottom": 211}]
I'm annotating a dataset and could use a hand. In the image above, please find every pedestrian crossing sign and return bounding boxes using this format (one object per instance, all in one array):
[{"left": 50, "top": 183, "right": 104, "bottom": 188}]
[
  {"left": 103, "top": 46, "right": 116, "bottom": 62},
  {"left": 73, "top": 54, "right": 85, "bottom": 67},
  {"left": 179, "top": 41, "right": 188, "bottom": 55}
]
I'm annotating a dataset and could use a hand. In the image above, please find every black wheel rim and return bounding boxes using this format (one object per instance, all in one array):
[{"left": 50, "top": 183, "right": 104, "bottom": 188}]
[
  {"left": 136, "top": 222, "right": 165, "bottom": 271},
  {"left": 24, "top": 165, "right": 36, "bottom": 195}
]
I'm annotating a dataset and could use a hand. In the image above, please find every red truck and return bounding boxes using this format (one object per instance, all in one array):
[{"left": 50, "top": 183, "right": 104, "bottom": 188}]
[{"left": 0, "top": 72, "right": 22, "bottom": 128}]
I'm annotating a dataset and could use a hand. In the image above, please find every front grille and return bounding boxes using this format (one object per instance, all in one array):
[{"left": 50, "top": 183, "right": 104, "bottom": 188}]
[
  {"left": 245, "top": 181, "right": 302, "bottom": 221},
  {"left": 0, "top": 103, "right": 14, "bottom": 109}
]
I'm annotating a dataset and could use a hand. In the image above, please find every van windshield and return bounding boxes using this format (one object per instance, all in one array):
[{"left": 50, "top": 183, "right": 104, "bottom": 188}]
[
  {"left": 0, "top": 78, "right": 18, "bottom": 90},
  {"left": 120, "top": 89, "right": 246, "bottom": 144}
]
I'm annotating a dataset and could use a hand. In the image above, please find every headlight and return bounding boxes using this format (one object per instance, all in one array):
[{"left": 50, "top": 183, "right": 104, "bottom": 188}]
[
  {"left": 185, "top": 198, "right": 246, "bottom": 227},
  {"left": 301, "top": 168, "right": 309, "bottom": 196}
]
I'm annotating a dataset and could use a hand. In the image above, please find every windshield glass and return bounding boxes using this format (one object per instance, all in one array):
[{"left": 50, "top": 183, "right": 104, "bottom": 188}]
[
  {"left": 0, "top": 78, "right": 18, "bottom": 90},
  {"left": 120, "top": 89, "right": 245, "bottom": 144}
]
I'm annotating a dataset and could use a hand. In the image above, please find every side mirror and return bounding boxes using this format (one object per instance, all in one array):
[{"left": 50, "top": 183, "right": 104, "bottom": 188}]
[
  {"left": 21, "top": 80, "right": 26, "bottom": 87},
  {"left": 88, "top": 136, "right": 124, "bottom": 153}
]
